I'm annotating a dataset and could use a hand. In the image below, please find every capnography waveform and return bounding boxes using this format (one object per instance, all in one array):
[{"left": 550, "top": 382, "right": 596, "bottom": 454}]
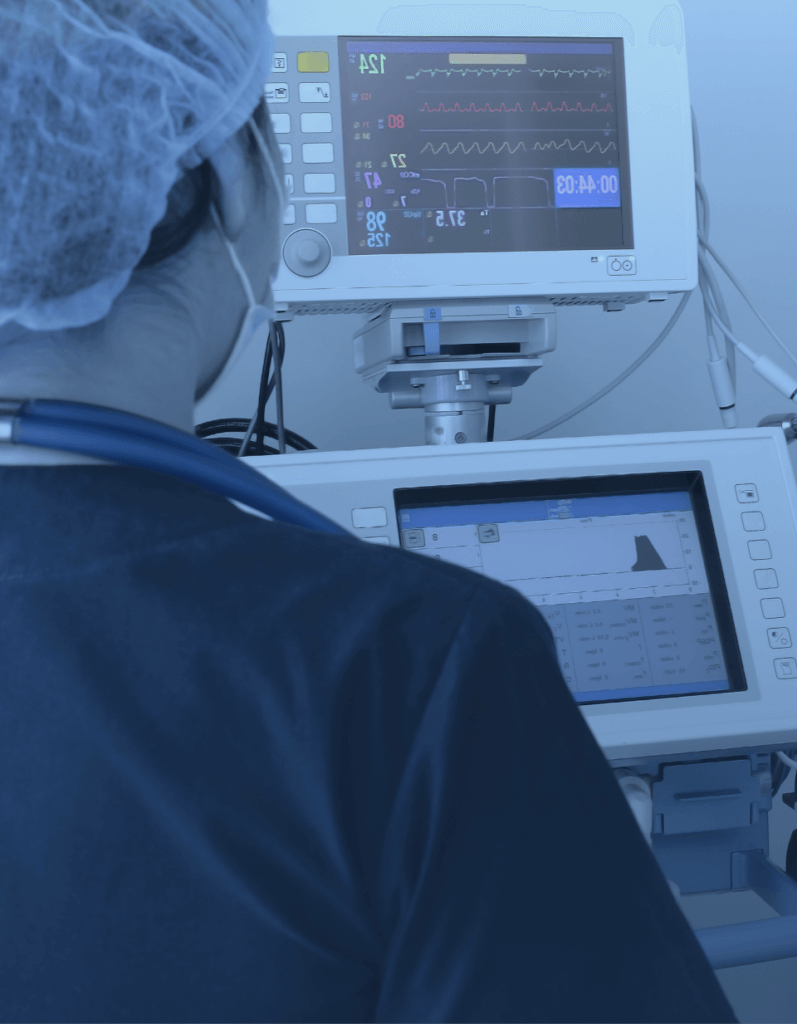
[
  {"left": 420, "top": 138, "right": 618, "bottom": 156},
  {"left": 407, "top": 66, "right": 612, "bottom": 80},
  {"left": 421, "top": 99, "right": 614, "bottom": 114}
]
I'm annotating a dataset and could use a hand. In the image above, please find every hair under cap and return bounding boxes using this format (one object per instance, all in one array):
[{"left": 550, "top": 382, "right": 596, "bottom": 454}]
[{"left": 0, "top": 0, "right": 274, "bottom": 331}]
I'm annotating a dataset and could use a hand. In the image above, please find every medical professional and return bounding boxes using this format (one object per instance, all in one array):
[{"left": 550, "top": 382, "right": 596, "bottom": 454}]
[{"left": 0, "top": 3, "right": 738, "bottom": 1022}]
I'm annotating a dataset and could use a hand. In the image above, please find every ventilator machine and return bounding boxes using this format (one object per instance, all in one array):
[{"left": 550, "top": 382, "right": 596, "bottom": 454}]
[
  {"left": 258, "top": 0, "right": 797, "bottom": 973},
  {"left": 5, "top": 0, "right": 797, "bottom": 977}
]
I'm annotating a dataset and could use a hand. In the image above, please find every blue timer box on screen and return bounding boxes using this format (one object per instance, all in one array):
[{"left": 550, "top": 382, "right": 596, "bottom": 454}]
[{"left": 337, "top": 36, "right": 634, "bottom": 256}]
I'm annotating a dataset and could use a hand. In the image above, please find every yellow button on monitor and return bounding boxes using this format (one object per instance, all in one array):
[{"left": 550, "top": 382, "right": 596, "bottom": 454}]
[{"left": 298, "top": 52, "right": 330, "bottom": 73}]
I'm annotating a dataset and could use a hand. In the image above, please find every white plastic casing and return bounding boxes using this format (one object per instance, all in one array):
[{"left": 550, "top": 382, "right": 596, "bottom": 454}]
[{"left": 268, "top": 0, "right": 696, "bottom": 312}]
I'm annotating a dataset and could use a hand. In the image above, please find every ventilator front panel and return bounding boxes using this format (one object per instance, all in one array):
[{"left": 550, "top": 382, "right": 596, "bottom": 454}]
[{"left": 255, "top": 428, "right": 797, "bottom": 759}]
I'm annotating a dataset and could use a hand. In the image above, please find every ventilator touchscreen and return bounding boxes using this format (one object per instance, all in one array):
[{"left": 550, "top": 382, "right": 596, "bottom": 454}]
[{"left": 396, "top": 470, "right": 746, "bottom": 705}]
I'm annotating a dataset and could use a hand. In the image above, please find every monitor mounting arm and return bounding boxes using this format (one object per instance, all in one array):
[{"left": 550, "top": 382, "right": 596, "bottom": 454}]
[{"left": 353, "top": 298, "right": 560, "bottom": 444}]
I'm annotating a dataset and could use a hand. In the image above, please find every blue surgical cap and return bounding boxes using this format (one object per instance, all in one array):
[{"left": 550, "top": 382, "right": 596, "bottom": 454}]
[{"left": 0, "top": 0, "right": 274, "bottom": 331}]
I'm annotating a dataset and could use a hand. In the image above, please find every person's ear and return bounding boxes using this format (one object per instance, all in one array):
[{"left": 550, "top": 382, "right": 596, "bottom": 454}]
[{"left": 207, "top": 131, "right": 249, "bottom": 241}]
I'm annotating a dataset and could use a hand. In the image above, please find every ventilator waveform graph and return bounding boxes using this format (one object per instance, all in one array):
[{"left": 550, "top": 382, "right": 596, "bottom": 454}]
[
  {"left": 420, "top": 138, "right": 617, "bottom": 156},
  {"left": 479, "top": 521, "right": 690, "bottom": 603},
  {"left": 407, "top": 66, "right": 612, "bottom": 80},
  {"left": 421, "top": 99, "right": 614, "bottom": 114},
  {"left": 631, "top": 535, "right": 668, "bottom": 572}
]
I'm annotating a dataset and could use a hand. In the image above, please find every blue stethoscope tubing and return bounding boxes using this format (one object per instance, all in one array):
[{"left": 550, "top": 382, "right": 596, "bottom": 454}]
[{"left": 0, "top": 398, "right": 349, "bottom": 537}]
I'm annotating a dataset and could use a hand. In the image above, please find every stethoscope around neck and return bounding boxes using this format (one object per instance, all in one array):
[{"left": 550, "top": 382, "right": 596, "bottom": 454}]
[{"left": 0, "top": 396, "right": 348, "bottom": 536}]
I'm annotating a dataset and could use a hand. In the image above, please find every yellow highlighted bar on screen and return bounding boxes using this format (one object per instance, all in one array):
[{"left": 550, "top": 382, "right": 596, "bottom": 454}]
[{"left": 448, "top": 53, "right": 528, "bottom": 64}]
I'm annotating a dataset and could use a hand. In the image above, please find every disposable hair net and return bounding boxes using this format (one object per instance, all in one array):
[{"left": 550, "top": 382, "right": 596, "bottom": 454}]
[{"left": 0, "top": 0, "right": 275, "bottom": 332}]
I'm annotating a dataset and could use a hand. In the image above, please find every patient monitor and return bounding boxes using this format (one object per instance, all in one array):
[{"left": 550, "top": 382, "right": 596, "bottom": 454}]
[
  {"left": 259, "top": 0, "right": 797, "bottom": 970},
  {"left": 268, "top": 0, "right": 694, "bottom": 443}
]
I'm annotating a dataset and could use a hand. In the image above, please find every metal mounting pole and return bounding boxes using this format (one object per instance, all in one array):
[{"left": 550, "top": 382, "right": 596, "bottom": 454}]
[{"left": 353, "top": 298, "right": 557, "bottom": 444}]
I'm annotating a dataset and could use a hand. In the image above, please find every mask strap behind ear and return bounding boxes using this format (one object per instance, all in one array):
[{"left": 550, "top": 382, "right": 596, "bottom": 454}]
[{"left": 210, "top": 203, "right": 256, "bottom": 307}]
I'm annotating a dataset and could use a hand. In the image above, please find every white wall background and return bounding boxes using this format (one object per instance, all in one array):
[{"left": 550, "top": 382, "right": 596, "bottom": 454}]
[{"left": 196, "top": 3, "right": 797, "bottom": 1019}]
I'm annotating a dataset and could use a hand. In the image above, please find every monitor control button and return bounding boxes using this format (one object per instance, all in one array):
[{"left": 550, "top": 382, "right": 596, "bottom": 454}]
[
  {"left": 608, "top": 255, "right": 636, "bottom": 275},
  {"left": 297, "top": 240, "right": 320, "bottom": 264},
  {"left": 282, "top": 229, "right": 331, "bottom": 277},
  {"left": 768, "top": 627, "right": 792, "bottom": 649}
]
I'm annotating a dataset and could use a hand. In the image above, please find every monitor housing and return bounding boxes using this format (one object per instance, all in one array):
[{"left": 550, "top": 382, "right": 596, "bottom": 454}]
[{"left": 267, "top": 0, "right": 695, "bottom": 315}]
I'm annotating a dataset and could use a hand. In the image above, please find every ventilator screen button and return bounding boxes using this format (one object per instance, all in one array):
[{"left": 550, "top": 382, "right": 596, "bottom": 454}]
[{"left": 352, "top": 507, "right": 388, "bottom": 529}]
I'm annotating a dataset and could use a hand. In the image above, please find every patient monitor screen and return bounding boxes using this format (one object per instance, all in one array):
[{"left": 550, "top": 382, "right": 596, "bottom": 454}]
[
  {"left": 338, "top": 36, "right": 633, "bottom": 255},
  {"left": 396, "top": 472, "right": 746, "bottom": 705}
]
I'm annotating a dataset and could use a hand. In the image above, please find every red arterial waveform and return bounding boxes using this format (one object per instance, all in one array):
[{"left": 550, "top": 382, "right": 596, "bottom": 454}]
[{"left": 420, "top": 99, "right": 614, "bottom": 113}]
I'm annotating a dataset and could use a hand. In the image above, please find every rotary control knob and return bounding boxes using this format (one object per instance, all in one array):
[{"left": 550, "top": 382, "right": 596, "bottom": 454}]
[
  {"left": 282, "top": 228, "right": 332, "bottom": 278},
  {"left": 297, "top": 240, "right": 320, "bottom": 264}
]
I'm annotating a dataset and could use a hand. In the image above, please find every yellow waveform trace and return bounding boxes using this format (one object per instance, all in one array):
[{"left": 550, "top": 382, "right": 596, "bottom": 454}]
[{"left": 420, "top": 138, "right": 618, "bottom": 156}]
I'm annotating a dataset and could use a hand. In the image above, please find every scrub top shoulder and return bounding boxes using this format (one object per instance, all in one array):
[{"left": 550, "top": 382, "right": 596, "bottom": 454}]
[{"left": 0, "top": 465, "right": 737, "bottom": 1024}]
